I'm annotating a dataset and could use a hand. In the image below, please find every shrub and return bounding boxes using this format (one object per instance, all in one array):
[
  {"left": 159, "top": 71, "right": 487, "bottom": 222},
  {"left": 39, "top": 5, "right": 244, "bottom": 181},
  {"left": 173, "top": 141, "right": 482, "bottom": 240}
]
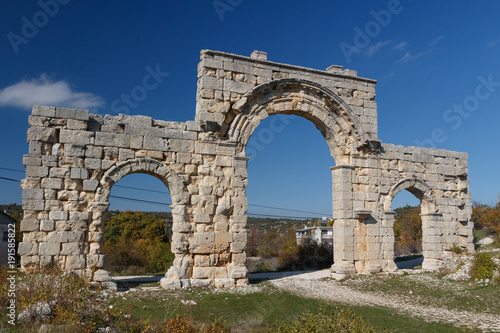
[
  {"left": 268, "top": 306, "right": 378, "bottom": 332},
  {"left": 0, "top": 267, "right": 116, "bottom": 331},
  {"left": 449, "top": 243, "right": 464, "bottom": 254},
  {"left": 469, "top": 252, "right": 496, "bottom": 279},
  {"left": 103, "top": 210, "right": 174, "bottom": 274}
]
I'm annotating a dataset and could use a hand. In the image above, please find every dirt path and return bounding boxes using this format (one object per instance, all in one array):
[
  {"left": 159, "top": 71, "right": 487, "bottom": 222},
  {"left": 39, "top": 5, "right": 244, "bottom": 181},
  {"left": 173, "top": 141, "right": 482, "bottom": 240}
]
[{"left": 267, "top": 274, "right": 500, "bottom": 332}]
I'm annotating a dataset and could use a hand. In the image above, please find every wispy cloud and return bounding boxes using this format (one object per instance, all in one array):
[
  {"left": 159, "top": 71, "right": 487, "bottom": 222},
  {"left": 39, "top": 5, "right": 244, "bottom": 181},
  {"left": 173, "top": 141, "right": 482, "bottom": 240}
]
[
  {"left": 486, "top": 39, "right": 500, "bottom": 48},
  {"left": 367, "top": 40, "right": 391, "bottom": 57},
  {"left": 0, "top": 74, "right": 104, "bottom": 110},
  {"left": 430, "top": 35, "right": 445, "bottom": 46},
  {"left": 397, "top": 36, "right": 444, "bottom": 64},
  {"left": 393, "top": 41, "right": 407, "bottom": 51}
]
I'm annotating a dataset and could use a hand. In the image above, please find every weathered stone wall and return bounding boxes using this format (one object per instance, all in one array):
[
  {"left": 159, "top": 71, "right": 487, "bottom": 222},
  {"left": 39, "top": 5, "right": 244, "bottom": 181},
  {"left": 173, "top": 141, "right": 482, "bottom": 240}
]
[{"left": 19, "top": 49, "right": 474, "bottom": 287}]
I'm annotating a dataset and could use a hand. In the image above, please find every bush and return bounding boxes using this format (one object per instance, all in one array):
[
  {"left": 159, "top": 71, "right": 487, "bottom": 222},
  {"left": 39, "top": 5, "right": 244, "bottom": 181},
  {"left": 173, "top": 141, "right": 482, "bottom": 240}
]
[
  {"left": 0, "top": 267, "right": 115, "bottom": 331},
  {"left": 469, "top": 252, "right": 496, "bottom": 279},
  {"left": 103, "top": 210, "right": 174, "bottom": 274},
  {"left": 268, "top": 306, "right": 378, "bottom": 332}
]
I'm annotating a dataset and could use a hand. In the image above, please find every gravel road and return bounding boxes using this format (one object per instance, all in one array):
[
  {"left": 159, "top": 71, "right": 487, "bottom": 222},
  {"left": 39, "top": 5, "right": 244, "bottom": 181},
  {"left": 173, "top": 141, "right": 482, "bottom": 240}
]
[{"left": 257, "top": 270, "right": 500, "bottom": 332}]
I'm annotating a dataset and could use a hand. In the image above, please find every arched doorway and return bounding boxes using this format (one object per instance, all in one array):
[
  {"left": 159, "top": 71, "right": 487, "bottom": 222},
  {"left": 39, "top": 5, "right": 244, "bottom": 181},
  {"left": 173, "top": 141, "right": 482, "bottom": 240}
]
[
  {"left": 222, "top": 79, "right": 371, "bottom": 278},
  {"left": 86, "top": 158, "right": 191, "bottom": 285},
  {"left": 383, "top": 178, "right": 443, "bottom": 271}
]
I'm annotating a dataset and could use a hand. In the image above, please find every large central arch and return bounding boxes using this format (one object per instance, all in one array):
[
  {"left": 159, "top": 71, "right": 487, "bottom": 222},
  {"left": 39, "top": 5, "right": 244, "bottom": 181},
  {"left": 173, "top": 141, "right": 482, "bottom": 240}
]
[{"left": 222, "top": 79, "right": 370, "bottom": 165}]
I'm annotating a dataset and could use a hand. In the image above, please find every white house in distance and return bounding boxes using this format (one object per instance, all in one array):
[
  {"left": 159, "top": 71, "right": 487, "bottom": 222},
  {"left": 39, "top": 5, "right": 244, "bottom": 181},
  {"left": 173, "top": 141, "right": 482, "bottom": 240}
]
[
  {"left": 295, "top": 217, "right": 334, "bottom": 246},
  {"left": 0, "top": 211, "right": 17, "bottom": 265}
]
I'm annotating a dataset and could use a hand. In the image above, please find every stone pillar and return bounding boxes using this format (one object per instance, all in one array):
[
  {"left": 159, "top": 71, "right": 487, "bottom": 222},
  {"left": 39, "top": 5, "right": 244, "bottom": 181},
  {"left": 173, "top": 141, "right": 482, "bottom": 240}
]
[
  {"left": 381, "top": 211, "right": 398, "bottom": 272},
  {"left": 330, "top": 165, "right": 356, "bottom": 279},
  {"left": 161, "top": 204, "right": 192, "bottom": 289},
  {"left": 421, "top": 213, "right": 444, "bottom": 270}
]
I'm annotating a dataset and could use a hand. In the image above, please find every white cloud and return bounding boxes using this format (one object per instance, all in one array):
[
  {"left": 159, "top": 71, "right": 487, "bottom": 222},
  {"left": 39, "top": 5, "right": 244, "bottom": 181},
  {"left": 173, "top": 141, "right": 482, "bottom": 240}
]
[
  {"left": 397, "top": 36, "right": 443, "bottom": 64},
  {"left": 393, "top": 41, "right": 407, "bottom": 51},
  {"left": 398, "top": 51, "right": 424, "bottom": 64},
  {"left": 430, "top": 35, "right": 445, "bottom": 46},
  {"left": 367, "top": 40, "right": 391, "bottom": 57},
  {"left": 0, "top": 74, "right": 104, "bottom": 110}
]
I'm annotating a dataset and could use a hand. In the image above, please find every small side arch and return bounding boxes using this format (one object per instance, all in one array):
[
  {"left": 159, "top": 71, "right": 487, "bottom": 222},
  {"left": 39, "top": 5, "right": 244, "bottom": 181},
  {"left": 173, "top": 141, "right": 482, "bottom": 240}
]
[
  {"left": 97, "top": 158, "right": 189, "bottom": 205},
  {"left": 383, "top": 177, "right": 436, "bottom": 214},
  {"left": 86, "top": 158, "right": 191, "bottom": 279}
]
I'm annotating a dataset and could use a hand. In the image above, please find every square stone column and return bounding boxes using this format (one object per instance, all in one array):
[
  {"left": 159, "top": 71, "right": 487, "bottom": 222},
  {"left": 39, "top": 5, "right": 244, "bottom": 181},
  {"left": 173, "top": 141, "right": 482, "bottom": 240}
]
[
  {"left": 421, "top": 213, "right": 444, "bottom": 270},
  {"left": 330, "top": 165, "right": 356, "bottom": 279},
  {"left": 381, "top": 211, "right": 398, "bottom": 272}
]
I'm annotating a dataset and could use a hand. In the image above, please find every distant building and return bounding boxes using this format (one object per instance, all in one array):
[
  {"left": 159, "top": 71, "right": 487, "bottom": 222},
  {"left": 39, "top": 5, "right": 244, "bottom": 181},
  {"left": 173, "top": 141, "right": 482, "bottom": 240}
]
[
  {"left": 0, "top": 211, "right": 17, "bottom": 265},
  {"left": 295, "top": 226, "right": 333, "bottom": 246}
]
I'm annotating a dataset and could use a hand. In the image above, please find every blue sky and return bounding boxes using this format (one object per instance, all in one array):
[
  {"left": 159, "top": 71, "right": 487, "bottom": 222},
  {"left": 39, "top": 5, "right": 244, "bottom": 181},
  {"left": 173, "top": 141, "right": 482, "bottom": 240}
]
[{"left": 0, "top": 0, "right": 499, "bottom": 218}]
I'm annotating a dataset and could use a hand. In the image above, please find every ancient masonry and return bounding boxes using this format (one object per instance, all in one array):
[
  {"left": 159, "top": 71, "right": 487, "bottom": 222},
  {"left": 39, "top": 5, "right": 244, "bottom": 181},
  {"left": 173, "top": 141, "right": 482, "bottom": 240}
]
[{"left": 19, "top": 50, "right": 474, "bottom": 288}]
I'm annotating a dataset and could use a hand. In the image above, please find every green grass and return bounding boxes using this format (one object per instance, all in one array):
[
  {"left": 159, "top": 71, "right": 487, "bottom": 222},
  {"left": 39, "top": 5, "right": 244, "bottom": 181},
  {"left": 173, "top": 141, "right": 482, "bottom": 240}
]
[
  {"left": 340, "top": 272, "right": 500, "bottom": 315},
  {"left": 108, "top": 283, "right": 475, "bottom": 332}
]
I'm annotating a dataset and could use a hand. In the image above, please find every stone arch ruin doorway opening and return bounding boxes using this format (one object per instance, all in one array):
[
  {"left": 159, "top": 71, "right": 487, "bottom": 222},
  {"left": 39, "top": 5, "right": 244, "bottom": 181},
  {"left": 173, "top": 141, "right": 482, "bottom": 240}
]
[
  {"left": 382, "top": 178, "right": 442, "bottom": 271},
  {"left": 390, "top": 190, "right": 423, "bottom": 269},
  {"left": 244, "top": 114, "right": 335, "bottom": 272},
  {"left": 223, "top": 79, "right": 371, "bottom": 275},
  {"left": 103, "top": 173, "right": 174, "bottom": 276},
  {"left": 87, "top": 158, "right": 191, "bottom": 286}
]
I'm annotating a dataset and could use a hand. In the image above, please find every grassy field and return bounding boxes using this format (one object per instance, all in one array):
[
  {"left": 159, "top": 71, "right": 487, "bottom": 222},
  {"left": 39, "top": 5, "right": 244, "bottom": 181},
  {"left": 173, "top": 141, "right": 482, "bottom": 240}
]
[{"left": 109, "top": 282, "right": 478, "bottom": 332}]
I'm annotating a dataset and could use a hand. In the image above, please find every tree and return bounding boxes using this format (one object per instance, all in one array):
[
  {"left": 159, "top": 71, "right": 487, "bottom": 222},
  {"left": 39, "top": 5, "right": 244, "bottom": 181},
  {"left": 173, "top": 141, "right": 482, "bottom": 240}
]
[{"left": 103, "top": 210, "right": 174, "bottom": 274}]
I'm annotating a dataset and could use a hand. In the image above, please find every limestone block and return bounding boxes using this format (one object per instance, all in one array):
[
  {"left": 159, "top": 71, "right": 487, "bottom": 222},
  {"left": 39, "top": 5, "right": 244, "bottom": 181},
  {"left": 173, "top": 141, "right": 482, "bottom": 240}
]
[
  {"left": 49, "top": 211, "right": 68, "bottom": 221},
  {"left": 67, "top": 119, "right": 88, "bottom": 130},
  {"left": 214, "top": 278, "right": 235, "bottom": 288},
  {"left": 190, "top": 279, "right": 212, "bottom": 288},
  {"left": 33, "top": 105, "right": 56, "bottom": 117},
  {"left": 228, "top": 265, "right": 248, "bottom": 279},
  {"left": 215, "top": 232, "right": 232, "bottom": 253},
  {"left": 190, "top": 233, "right": 215, "bottom": 253},
  {"left": 95, "top": 132, "right": 130, "bottom": 148},
  {"left": 61, "top": 243, "right": 84, "bottom": 255},
  {"left": 41, "top": 178, "right": 63, "bottom": 190},
  {"left": 55, "top": 107, "right": 89, "bottom": 120},
  {"left": 64, "top": 255, "right": 85, "bottom": 270},
  {"left": 40, "top": 220, "right": 55, "bottom": 232},
  {"left": 93, "top": 269, "right": 111, "bottom": 282},
  {"left": 23, "top": 155, "right": 42, "bottom": 166},
  {"left": 195, "top": 214, "right": 211, "bottom": 223},
  {"left": 88, "top": 232, "right": 104, "bottom": 242},
  {"left": 18, "top": 242, "right": 38, "bottom": 256},
  {"left": 163, "top": 129, "right": 198, "bottom": 141},
  {"left": 22, "top": 200, "right": 44, "bottom": 211},
  {"left": 199, "top": 76, "right": 223, "bottom": 90},
  {"left": 22, "top": 189, "right": 44, "bottom": 200},
  {"left": 231, "top": 233, "right": 246, "bottom": 253},
  {"left": 39, "top": 243, "right": 60, "bottom": 256},
  {"left": 26, "top": 166, "right": 49, "bottom": 178},
  {"left": 49, "top": 167, "right": 70, "bottom": 178},
  {"left": 27, "top": 127, "right": 58, "bottom": 143},
  {"left": 143, "top": 136, "right": 169, "bottom": 151},
  {"left": 59, "top": 129, "right": 93, "bottom": 145},
  {"left": 84, "top": 158, "right": 102, "bottom": 170},
  {"left": 70, "top": 168, "right": 89, "bottom": 180},
  {"left": 169, "top": 139, "right": 194, "bottom": 153},
  {"left": 83, "top": 179, "right": 99, "bottom": 191}
]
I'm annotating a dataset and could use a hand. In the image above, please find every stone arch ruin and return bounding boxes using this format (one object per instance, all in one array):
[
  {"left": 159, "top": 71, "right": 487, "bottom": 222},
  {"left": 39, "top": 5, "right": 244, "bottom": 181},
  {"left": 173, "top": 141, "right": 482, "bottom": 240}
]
[{"left": 19, "top": 49, "right": 474, "bottom": 288}]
